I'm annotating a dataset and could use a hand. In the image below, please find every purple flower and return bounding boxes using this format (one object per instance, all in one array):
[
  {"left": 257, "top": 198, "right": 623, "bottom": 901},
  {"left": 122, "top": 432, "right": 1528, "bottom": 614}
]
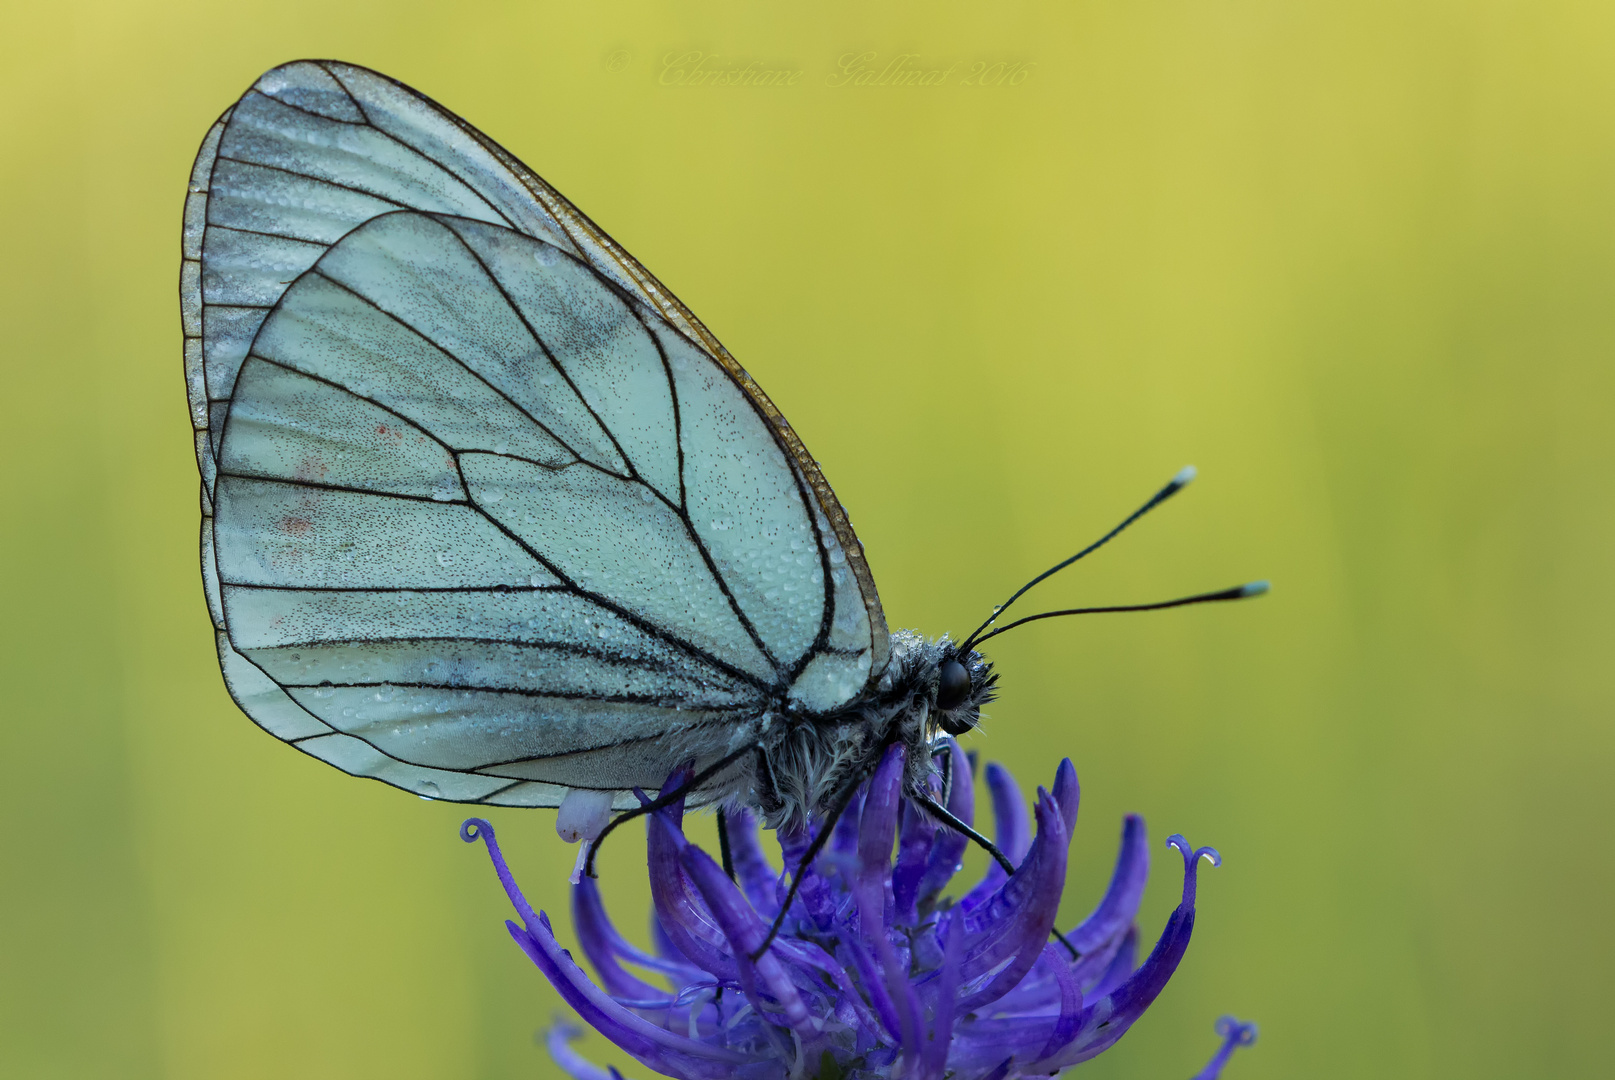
[{"left": 462, "top": 741, "right": 1250, "bottom": 1080}]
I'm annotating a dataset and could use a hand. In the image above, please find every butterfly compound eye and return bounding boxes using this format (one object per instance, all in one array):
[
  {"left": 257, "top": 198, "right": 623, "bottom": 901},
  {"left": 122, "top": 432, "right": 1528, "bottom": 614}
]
[{"left": 936, "top": 659, "right": 972, "bottom": 713}]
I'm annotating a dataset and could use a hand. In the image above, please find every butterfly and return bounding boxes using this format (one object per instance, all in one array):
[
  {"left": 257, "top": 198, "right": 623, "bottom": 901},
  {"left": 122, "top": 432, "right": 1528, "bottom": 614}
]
[{"left": 183, "top": 61, "right": 1264, "bottom": 904}]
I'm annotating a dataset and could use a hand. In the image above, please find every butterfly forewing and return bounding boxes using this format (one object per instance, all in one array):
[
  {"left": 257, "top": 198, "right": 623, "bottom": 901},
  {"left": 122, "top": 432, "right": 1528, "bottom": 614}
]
[{"left": 183, "top": 60, "right": 888, "bottom": 807}]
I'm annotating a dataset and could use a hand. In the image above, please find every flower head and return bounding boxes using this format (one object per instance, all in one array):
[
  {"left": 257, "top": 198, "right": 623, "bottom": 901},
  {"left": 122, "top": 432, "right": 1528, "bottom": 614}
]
[{"left": 462, "top": 740, "right": 1243, "bottom": 1080}]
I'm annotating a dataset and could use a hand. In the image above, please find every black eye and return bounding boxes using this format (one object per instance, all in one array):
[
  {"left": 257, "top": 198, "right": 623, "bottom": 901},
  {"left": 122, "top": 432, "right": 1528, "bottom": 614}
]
[{"left": 936, "top": 659, "right": 971, "bottom": 712}]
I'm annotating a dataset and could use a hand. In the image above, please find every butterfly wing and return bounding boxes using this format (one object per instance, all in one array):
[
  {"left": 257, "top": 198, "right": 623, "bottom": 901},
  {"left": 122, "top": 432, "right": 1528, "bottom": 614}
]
[{"left": 182, "top": 61, "right": 889, "bottom": 807}]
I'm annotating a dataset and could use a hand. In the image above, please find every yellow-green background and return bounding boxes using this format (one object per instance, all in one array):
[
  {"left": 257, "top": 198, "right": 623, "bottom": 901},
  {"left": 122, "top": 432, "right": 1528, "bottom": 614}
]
[{"left": 3, "top": 1, "right": 1610, "bottom": 1077}]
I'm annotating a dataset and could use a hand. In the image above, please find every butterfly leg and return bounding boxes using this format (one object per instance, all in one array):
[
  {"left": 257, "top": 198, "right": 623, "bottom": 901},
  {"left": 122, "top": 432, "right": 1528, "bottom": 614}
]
[
  {"left": 716, "top": 811, "right": 736, "bottom": 881},
  {"left": 747, "top": 776, "right": 862, "bottom": 961},
  {"left": 930, "top": 741, "right": 955, "bottom": 808},
  {"left": 913, "top": 790, "right": 1015, "bottom": 874},
  {"left": 914, "top": 791, "right": 1082, "bottom": 960},
  {"left": 584, "top": 741, "right": 762, "bottom": 879}
]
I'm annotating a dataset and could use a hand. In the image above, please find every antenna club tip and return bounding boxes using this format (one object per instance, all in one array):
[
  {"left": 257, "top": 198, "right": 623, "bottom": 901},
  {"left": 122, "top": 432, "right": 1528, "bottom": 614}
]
[
  {"left": 1240, "top": 580, "right": 1271, "bottom": 598},
  {"left": 1171, "top": 465, "right": 1198, "bottom": 487}
]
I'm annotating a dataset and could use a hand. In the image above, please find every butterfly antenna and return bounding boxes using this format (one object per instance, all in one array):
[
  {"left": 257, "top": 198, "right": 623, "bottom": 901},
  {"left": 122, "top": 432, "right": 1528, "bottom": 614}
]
[
  {"left": 969, "top": 580, "right": 1270, "bottom": 647},
  {"left": 584, "top": 742, "right": 761, "bottom": 879},
  {"left": 748, "top": 779, "right": 861, "bottom": 961},
  {"left": 914, "top": 791, "right": 1082, "bottom": 959},
  {"left": 959, "top": 466, "right": 1198, "bottom": 654}
]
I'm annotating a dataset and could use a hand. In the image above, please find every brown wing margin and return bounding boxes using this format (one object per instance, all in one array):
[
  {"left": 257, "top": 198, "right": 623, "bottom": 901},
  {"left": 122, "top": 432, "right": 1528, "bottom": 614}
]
[{"left": 337, "top": 64, "right": 892, "bottom": 683}]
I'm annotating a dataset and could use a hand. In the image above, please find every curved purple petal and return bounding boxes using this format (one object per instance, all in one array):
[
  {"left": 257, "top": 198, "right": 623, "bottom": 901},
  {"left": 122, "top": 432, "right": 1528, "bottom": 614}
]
[
  {"left": 843, "top": 933, "right": 905, "bottom": 1044},
  {"left": 831, "top": 786, "right": 865, "bottom": 854},
  {"left": 960, "top": 763, "right": 1031, "bottom": 911},
  {"left": 919, "top": 916, "right": 963, "bottom": 1080},
  {"left": 771, "top": 935, "right": 885, "bottom": 1037},
  {"left": 460, "top": 819, "right": 542, "bottom": 929},
  {"left": 571, "top": 879, "right": 667, "bottom": 999},
  {"left": 1083, "top": 925, "right": 1138, "bottom": 999},
  {"left": 547, "top": 1022, "right": 632, "bottom": 1080},
  {"left": 855, "top": 743, "right": 905, "bottom": 921},
  {"left": 456, "top": 821, "right": 748, "bottom": 1080},
  {"left": 774, "top": 815, "right": 840, "bottom": 929},
  {"left": 892, "top": 797, "right": 939, "bottom": 925},
  {"left": 912, "top": 739, "right": 974, "bottom": 910},
  {"left": 944, "top": 1016, "right": 1069, "bottom": 1075},
  {"left": 679, "top": 841, "right": 822, "bottom": 1048},
  {"left": 1052, "top": 758, "right": 1081, "bottom": 836},
  {"left": 1031, "top": 943, "right": 1083, "bottom": 1064},
  {"left": 647, "top": 910, "right": 712, "bottom": 990},
  {"left": 857, "top": 743, "right": 920, "bottom": 1062},
  {"left": 950, "top": 787, "right": 1066, "bottom": 975},
  {"left": 956, "top": 789, "right": 1068, "bottom": 1008},
  {"left": 1045, "top": 835, "right": 1220, "bottom": 1068},
  {"left": 645, "top": 794, "right": 740, "bottom": 981},
  {"left": 722, "top": 808, "right": 780, "bottom": 916},
  {"left": 1067, "top": 813, "right": 1149, "bottom": 954},
  {"left": 505, "top": 916, "right": 749, "bottom": 1079}
]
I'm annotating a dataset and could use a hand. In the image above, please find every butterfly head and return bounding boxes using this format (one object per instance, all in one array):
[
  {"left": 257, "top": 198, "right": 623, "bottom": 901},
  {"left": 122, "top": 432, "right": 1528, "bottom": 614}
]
[{"left": 932, "top": 644, "right": 996, "bottom": 737}]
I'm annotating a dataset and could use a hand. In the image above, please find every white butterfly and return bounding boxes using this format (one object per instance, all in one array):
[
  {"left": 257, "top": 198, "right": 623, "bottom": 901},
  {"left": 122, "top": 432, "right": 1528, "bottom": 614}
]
[
  {"left": 183, "top": 62, "right": 1261, "bottom": 876},
  {"left": 180, "top": 60, "right": 949, "bottom": 832}
]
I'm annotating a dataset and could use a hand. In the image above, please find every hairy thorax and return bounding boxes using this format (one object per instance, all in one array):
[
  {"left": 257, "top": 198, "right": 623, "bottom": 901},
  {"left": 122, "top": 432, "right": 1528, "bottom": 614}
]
[{"left": 743, "top": 630, "right": 996, "bottom": 832}]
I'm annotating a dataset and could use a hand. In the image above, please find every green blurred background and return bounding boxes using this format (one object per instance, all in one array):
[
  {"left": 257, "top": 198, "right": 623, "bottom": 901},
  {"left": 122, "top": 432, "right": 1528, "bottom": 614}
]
[{"left": 4, "top": 1, "right": 1612, "bottom": 1077}]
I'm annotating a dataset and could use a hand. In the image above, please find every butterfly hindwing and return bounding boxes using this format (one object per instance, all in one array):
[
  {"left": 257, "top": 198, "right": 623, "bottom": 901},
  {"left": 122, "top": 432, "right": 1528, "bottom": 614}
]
[{"left": 184, "top": 61, "right": 889, "bottom": 805}]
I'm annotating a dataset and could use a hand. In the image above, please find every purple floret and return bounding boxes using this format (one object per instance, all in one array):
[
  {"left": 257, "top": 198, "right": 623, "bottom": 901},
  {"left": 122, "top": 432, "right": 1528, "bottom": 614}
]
[
  {"left": 461, "top": 740, "right": 1243, "bottom": 1080},
  {"left": 1190, "top": 1017, "right": 1258, "bottom": 1079}
]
